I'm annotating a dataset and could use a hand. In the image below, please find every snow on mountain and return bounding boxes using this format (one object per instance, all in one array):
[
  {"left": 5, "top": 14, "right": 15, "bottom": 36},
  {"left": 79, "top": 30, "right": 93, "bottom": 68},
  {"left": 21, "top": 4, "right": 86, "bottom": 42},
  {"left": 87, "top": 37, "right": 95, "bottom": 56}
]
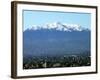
[{"left": 25, "top": 22, "right": 89, "bottom": 32}]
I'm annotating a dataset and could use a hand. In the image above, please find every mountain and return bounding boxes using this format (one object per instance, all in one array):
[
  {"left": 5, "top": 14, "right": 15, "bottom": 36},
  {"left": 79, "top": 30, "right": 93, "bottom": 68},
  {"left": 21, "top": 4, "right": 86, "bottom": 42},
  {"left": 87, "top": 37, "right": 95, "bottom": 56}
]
[
  {"left": 25, "top": 22, "right": 89, "bottom": 32},
  {"left": 23, "top": 22, "right": 90, "bottom": 58}
]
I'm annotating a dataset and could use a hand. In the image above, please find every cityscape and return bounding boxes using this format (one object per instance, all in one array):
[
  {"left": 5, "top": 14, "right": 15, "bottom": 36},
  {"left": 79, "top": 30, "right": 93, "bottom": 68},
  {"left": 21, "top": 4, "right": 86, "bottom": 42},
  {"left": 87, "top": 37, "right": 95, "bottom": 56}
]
[{"left": 23, "top": 51, "right": 91, "bottom": 69}]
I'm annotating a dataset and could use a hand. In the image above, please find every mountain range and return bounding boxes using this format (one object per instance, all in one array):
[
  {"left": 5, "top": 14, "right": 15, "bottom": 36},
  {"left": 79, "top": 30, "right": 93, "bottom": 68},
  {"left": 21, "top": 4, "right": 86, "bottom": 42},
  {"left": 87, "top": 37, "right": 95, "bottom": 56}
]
[
  {"left": 25, "top": 22, "right": 89, "bottom": 32},
  {"left": 23, "top": 22, "right": 91, "bottom": 58}
]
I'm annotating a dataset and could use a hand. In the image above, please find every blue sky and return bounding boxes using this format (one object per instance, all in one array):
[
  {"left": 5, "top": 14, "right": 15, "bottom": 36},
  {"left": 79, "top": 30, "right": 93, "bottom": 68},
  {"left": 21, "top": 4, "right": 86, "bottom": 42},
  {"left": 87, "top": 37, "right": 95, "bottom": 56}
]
[{"left": 23, "top": 10, "right": 91, "bottom": 31}]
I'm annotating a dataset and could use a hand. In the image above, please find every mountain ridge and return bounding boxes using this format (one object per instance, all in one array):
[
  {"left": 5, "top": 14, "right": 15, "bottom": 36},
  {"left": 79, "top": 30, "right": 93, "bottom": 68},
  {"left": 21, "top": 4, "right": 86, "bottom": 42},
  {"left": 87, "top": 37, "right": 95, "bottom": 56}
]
[{"left": 24, "top": 22, "right": 90, "bottom": 32}]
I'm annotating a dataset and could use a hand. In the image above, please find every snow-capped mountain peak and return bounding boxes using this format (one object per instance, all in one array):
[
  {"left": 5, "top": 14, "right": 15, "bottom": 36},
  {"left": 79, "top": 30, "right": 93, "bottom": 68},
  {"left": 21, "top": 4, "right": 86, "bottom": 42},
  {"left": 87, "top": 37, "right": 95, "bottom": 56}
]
[{"left": 25, "top": 22, "right": 89, "bottom": 32}]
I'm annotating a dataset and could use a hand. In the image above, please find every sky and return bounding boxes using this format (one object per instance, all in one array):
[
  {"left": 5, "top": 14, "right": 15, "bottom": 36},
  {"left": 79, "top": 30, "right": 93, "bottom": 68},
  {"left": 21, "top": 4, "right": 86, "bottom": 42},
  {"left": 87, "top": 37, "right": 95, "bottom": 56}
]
[{"left": 23, "top": 10, "right": 91, "bottom": 31}]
